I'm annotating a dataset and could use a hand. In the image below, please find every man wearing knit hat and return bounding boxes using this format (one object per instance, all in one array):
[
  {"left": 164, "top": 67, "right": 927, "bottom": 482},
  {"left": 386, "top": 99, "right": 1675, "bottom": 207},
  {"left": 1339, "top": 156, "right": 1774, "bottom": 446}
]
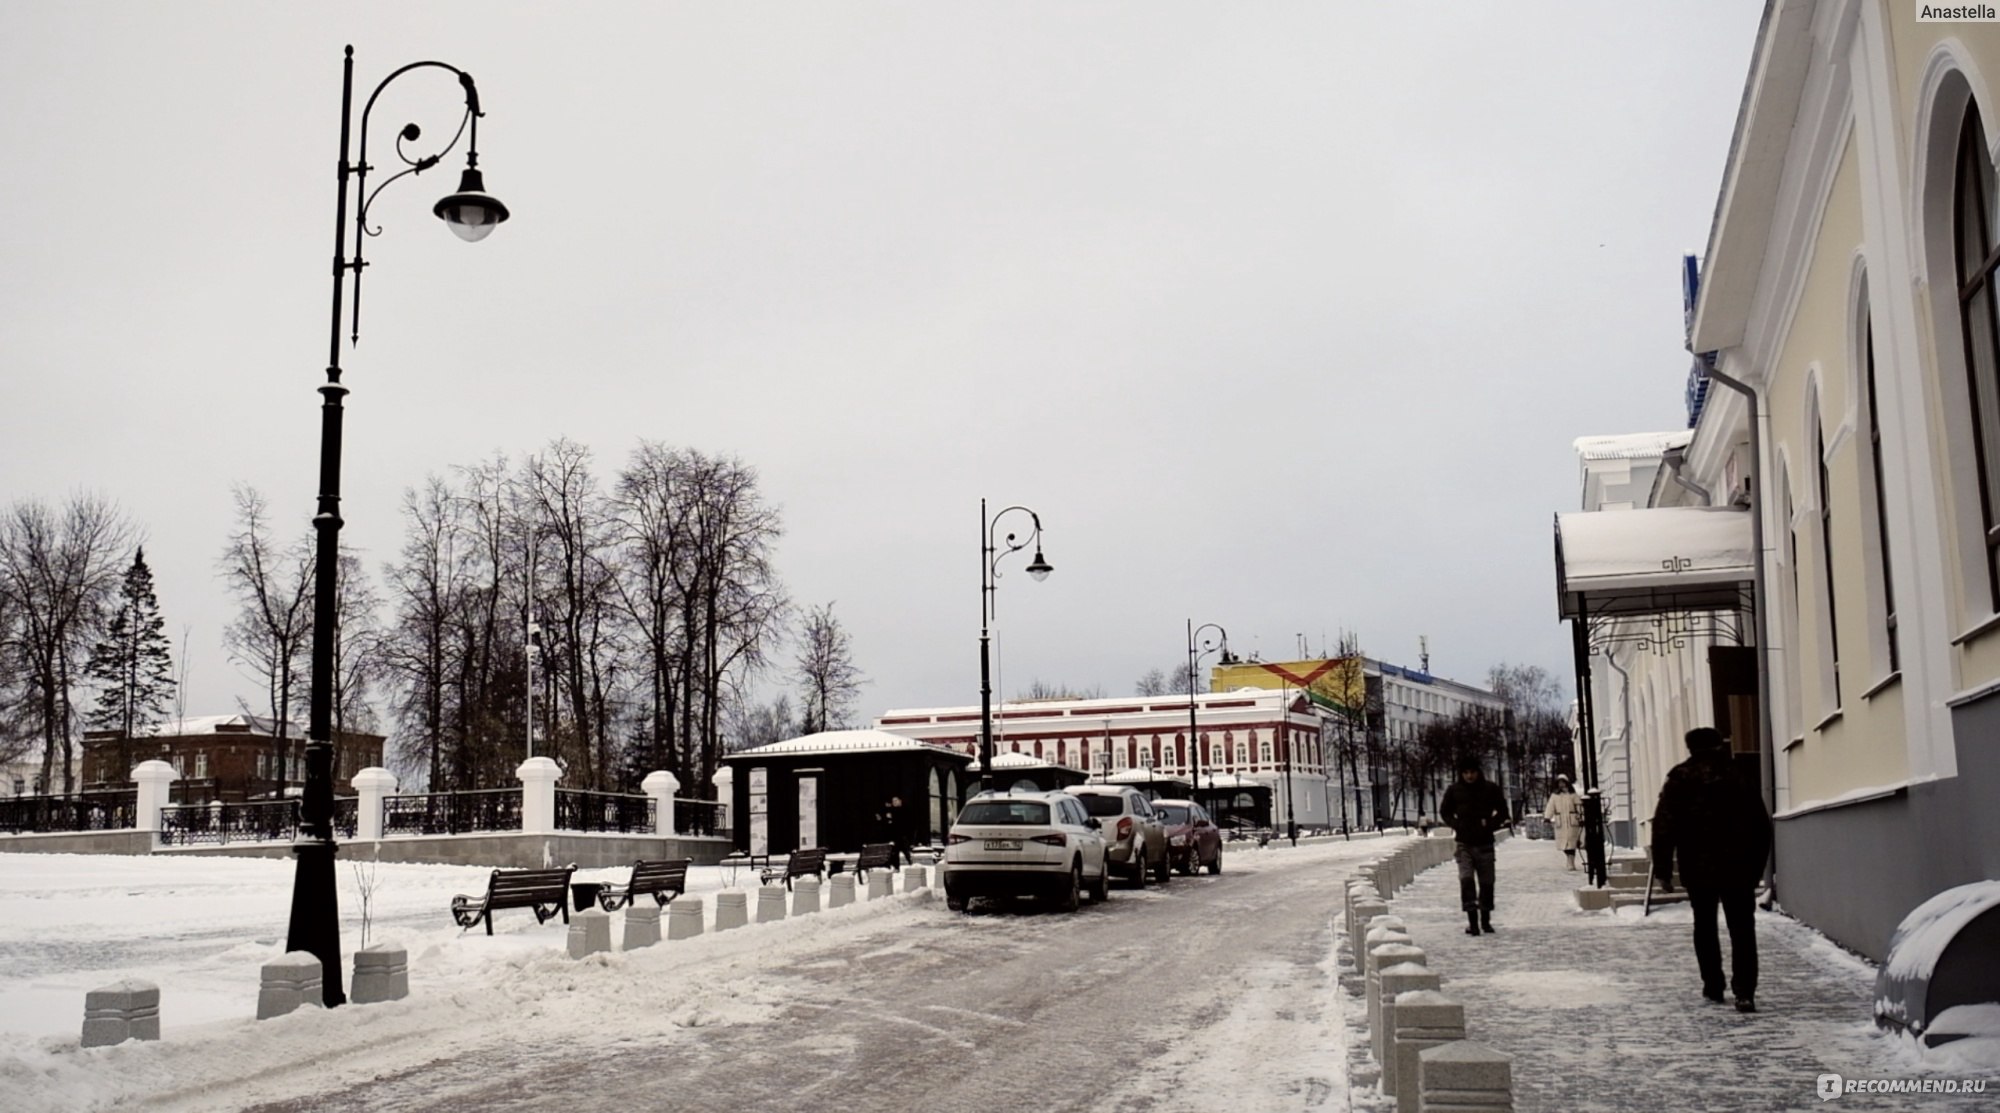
[{"left": 1650, "top": 726, "right": 1773, "bottom": 1013}]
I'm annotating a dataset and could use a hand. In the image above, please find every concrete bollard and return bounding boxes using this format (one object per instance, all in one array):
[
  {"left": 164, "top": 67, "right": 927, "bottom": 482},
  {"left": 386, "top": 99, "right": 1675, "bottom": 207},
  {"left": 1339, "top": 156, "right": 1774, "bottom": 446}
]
[
  {"left": 622, "top": 904, "right": 663, "bottom": 950},
  {"left": 257, "top": 952, "right": 324, "bottom": 1020},
  {"left": 715, "top": 891, "right": 749, "bottom": 931},
  {"left": 1418, "top": 1039, "right": 1513, "bottom": 1112},
  {"left": 1349, "top": 898, "right": 1389, "bottom": 964},
  {"left": 756, "top": 886, "right": 788, "bottom": 924},
  {"left": 866, "top": 872, "right": 893, "bottom": 900},
  {"left": 829, "top": 874, "right": 857, "bottom": 908},
  {"left": 567, "top": 909, "right": 612, "bottom": 959},
  {"left": 1377, "top": 963, "right": 1443, "bottom": 1091},
  {"left": 1393, "top": 991, "right": 1467, "bottom": 1113},
  {"left": 1367, "top": 942, "right": 1427, "bottom": 1063},
  {"left": 793, "top": 877, "right": 821, "bottom": 915},
  {"left": 82, "top": 979, "right": 159, "bottom": 1047},
  {"left": 667, "top": 897, "right": 705, "bottom": 940},
  {"left": 350, "top": 944, "right": 409, "bottom": 1004},
  {"left": 902, "top": 865, "right": 928, "bottom": 891}
]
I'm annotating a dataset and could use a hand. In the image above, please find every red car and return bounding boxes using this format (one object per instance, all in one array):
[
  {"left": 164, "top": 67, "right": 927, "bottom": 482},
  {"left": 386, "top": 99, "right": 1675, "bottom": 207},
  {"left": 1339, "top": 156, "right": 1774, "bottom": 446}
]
[{"left": 1154, "top": 798, "right": 1223, "bottom": 875}]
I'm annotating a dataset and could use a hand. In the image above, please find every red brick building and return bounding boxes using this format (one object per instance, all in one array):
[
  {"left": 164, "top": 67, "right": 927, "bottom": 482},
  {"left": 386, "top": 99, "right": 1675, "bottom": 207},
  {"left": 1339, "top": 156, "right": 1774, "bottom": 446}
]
[{"left": 81, "top": 714, "right": 385, "bottom": 804}]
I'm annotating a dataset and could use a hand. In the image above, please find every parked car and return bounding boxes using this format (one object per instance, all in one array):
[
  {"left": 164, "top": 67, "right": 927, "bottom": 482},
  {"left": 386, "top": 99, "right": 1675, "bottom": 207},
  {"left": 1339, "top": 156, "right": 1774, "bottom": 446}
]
[
  {"left": 1154, "top": 798, "right": 1222, "bottom": 875},
  {"left": 942, "top": 790, "right": 1109, "bottom": 912},
  {"left": 1063, "top": 784, "right": 1170, "bottom": 885}
]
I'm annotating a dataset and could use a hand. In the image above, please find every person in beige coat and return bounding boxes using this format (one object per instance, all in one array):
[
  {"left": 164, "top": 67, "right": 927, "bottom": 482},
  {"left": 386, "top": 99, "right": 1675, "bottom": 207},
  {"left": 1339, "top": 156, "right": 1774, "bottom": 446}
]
[{"left": 1543, "top": 775, "right": 1584, "bottom": 870}]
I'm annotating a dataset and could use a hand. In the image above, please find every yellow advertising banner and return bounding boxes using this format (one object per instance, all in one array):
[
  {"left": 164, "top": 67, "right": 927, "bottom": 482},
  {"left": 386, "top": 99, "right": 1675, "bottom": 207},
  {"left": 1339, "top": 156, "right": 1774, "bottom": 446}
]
[{"left": 1211, "top": 657, "right": 1366, "bottom": 712}]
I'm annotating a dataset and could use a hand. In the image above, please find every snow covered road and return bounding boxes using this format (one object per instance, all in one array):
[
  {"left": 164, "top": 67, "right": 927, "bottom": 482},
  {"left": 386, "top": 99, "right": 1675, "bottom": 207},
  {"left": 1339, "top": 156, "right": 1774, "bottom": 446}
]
[{"left": 2, "top": 838, "right": 1387, "bottom": 1112}]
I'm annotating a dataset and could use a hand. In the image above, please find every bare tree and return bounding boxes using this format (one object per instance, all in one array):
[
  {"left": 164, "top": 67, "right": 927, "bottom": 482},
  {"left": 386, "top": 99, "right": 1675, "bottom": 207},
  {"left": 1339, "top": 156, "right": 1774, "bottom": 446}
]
[
  {"left": 724, "top": 692, "right": 794, "bottom": 753},
  {"left": 794, "top": 602, "right": 864, "bottom": 734},
  {"left": 218, "top": 486, "right": 313, "bottom": 758},
  {"left": 380, "top": 476, "right": 467, "bottom": 789},
  {"left": 1135, "top": 667, "right": 1169, "bottom": 697},
  {"left": 522, "top": 441, "right": 626, "bottom": 789},
  {"left": 1015, "top": 679, "right": 1105, "bottom": 700},
  {"left": 0, "top": 494, "right": 133, "bottom": 792}
]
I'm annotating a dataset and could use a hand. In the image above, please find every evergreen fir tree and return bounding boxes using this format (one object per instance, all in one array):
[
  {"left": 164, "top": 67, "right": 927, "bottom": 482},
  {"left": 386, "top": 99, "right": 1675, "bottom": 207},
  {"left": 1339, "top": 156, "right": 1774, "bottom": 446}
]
[{"left": 83, "top": 547, "right": 176, "bottom": 778}]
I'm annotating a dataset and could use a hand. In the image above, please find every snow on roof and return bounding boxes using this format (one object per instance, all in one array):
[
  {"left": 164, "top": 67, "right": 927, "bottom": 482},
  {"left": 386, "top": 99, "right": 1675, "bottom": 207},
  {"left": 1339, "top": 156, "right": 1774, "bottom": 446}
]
[
  {"left": 135, "top": 714, "right": 297, "bottom": 738},
  {"left": 1555, "top": 506, "right": 1753, "bottom": 619},
  {"left": 1572, "top": 431, "right": 1693, "bottom": 461},
  {"left": 732, "top": 729, "right": 969, "bottom": 759},
  {"left": 966, "top": 752, "right": 1067, "bottom": 772}
]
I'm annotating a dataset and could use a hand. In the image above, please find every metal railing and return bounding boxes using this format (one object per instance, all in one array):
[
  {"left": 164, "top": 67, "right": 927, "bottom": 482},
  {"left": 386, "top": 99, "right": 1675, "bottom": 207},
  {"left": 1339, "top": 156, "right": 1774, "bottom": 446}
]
[
  {"left": 159, "top": 799, "right": 300, "bottom": 845},
  {"left": 381, "top": 787, "right": 522, "bottom": 836},
  {"left": 555, "top": 788, "right": 654, "bottom": 833},
  {"left": 332, "top": 795, "right": 359, "bottom": 840},
  {"left": 0, "top": 790, "right": 138, "bottom": 834},
  {"left": 674, "top": 798, "right": 725, "bottom": 837}
]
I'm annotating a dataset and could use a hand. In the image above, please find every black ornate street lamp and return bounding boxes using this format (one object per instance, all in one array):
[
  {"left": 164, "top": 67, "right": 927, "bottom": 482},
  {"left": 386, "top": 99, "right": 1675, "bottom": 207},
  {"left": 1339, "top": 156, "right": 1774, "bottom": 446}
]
[
  {"left": 1186, "top": 621, "right": 1233, "bottom": 807},
  {"left": 979, "top": 500, "right": 1051, "bottom": 792},
  {"left": 288, "top": 45, "right": 509, "bottom": 1007}
]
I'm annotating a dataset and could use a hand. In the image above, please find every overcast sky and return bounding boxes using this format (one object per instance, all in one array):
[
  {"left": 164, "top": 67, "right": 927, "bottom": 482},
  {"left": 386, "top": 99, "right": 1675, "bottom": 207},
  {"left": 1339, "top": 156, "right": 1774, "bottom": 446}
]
[{"left": 1, "top": 2, "right": 1761, "bottom": 730}]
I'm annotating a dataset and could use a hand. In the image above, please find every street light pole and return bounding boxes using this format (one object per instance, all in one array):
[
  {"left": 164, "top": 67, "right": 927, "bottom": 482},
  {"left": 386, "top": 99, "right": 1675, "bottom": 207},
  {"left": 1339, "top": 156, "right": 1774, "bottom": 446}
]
[
  {"left": 979, "top": 499, "right": 1052, "bottom": 792},
  {"left": 1186, "top": 621, "right": 1231, "bottom": 810},
  {"left": 289, "top": 45, "right": 509, "bottom": 1007}
]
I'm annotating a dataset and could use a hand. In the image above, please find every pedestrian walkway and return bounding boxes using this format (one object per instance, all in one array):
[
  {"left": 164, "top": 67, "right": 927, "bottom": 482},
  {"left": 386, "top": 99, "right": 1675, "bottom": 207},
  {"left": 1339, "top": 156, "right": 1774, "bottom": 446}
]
[{"left": 1343, "top": 836, "right": 1991, "bottom": 1112}]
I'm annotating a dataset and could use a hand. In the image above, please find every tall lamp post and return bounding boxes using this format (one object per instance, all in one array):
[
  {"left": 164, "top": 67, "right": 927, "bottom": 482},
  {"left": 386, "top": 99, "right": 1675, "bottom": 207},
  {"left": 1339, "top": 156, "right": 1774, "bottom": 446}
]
[
  {"left": 979, "top": 500, "right": 1052, "bottom": 792},
  {"left": 1186, "top": 621, "right": 1232, "bottom": 809},
  {"left": 289, "top": 46, "right": 510, "bottom": 1007}
]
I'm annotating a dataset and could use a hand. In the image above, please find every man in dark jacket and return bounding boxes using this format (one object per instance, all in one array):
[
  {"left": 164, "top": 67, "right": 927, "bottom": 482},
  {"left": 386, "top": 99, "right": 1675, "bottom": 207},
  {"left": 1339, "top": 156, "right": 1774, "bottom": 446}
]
[
  {"left": 1438, "top": 757, "right": 1508, "bottom": 935},
  {"left": 1651, "top": 726, "right": 1772, "bottom": 1013}
]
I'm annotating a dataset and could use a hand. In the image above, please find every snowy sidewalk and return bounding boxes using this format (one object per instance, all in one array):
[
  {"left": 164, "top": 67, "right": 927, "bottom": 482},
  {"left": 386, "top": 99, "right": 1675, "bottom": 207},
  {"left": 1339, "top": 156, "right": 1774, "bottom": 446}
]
[{"left": 1346, "top": 837, "right": 1990, "bottom": 1112}]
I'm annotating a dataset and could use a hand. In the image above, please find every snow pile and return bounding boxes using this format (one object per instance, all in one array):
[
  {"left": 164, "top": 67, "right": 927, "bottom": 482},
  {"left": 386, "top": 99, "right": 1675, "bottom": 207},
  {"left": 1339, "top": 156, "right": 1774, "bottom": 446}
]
[{"left": 0, "top": 852, "right": 936, "bottom": 1111}]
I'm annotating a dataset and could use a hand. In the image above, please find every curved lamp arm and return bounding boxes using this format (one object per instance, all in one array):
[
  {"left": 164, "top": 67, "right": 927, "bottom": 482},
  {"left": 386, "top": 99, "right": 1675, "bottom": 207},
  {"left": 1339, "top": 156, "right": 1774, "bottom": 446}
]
[{"left": 984, "top": 504, "right": 1052, "bottom": 619}]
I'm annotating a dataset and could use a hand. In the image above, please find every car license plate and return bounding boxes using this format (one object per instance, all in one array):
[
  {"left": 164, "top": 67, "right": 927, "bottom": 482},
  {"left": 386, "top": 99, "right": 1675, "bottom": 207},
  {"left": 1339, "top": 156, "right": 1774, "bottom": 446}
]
[{"left": 983, "top": 839, "right": 1021, "bottom": 850}]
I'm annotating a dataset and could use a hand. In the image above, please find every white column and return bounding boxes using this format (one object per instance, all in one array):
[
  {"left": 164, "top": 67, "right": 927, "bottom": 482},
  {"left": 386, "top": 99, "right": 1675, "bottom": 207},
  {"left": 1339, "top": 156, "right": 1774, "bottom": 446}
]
[
  {"left": 350, "top": 767, "right": 397, "bottom": 841},
  {"left": 131, "top": 760, "right": 176, "bottom": 833},
  {"left": 516, "top": 756, "right": 561, "bottom": 835},
  {"left": 712, "top": 766, "right": 734, "bottom": 833},
  {"left": 641, "top": 770, "right": 680, "bottom": 836}
]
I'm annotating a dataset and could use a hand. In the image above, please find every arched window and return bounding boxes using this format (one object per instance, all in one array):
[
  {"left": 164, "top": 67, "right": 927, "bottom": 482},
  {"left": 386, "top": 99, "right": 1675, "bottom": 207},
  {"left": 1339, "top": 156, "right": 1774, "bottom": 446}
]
[
  {"left": 1813, "top": 389, "right": 1843, "bottom": 712},
  {"left": 1858, "top": 293, "right": 1901, "bottom": 674},
  {"left": 1955, "top": 101, "right": 2000, "bottom": 605}
]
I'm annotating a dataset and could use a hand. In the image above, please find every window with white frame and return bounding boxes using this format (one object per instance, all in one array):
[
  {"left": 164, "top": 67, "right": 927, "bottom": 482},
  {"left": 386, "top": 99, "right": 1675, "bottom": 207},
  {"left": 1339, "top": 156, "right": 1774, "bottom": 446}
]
[
  {"left": 1813, "top": 390, "right": 1843, "bottom": 712},
  {"left": 1860, "top": 304, "right": 1901, "bottom": 674},
  {"left": 1954, "top": 101, "right": 2000, "bottom": 608},
  {"left": 1259, "top": 739, "right": 1273, "bottom": 764}
]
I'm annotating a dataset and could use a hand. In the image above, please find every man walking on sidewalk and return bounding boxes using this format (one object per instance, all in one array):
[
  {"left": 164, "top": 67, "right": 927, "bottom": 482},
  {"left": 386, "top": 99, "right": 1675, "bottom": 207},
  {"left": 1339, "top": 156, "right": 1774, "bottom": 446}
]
[
  {"left": 1439, "top": 757, "right": 1507, "bottom": 935},
  {"left": 1650, "top": 726, "right": 1773, "bottom": 1013}
]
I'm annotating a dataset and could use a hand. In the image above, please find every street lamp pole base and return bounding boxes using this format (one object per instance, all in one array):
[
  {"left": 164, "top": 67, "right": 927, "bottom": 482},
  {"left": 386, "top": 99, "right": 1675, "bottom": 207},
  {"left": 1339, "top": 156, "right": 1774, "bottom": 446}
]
[{"left": 285, "top": 837, "right": 347, "bottom": 1007}]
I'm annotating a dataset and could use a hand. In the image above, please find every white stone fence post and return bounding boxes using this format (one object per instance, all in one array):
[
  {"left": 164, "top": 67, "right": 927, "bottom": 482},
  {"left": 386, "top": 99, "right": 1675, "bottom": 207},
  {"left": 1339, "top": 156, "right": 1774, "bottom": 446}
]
[
  {"left": 641, "top": 770, "right": 679, "bottom": 836},
  {"left": 350, "top": 767, "right": 397, "bottom": 841},
  {"left": 517, "top": 756, "right": 561, "bottom": 835},
  {"left": 131, "top": 760, "right": 177, "bottom": 837}
]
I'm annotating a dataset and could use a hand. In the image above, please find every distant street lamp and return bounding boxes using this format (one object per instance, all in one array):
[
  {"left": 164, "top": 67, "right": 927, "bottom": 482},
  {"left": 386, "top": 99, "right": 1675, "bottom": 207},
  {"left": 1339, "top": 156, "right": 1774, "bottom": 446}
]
[
  {"left": 289, "top": 46, "right": 510, "bottom": 1008},
  {"left": 979, "top": 500, "right": 1052, "bottom": 792},
  {"left": 1186, "top": 621, "right": 1233, "bottom": 805}
]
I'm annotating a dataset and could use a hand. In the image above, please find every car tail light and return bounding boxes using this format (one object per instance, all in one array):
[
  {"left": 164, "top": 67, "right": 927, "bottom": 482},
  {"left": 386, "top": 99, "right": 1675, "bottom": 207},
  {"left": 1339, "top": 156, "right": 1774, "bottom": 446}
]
[
  {"left": 946, "top": 834, "right": 971, "bottom": 845},
  {"left": 1117, "top": 817, "right": 1132, "bottom": 842},
  {"left": 1031, "top": 833, "right": 1067, "bottom": 847}
]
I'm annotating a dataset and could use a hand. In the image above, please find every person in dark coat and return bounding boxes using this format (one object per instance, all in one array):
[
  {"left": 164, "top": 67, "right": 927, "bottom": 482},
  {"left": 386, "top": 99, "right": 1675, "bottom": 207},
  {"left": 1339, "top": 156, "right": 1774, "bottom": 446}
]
[
  {"left": 1438, "top": 757, "right": 1508, "bottom": 935},
  {"left": 881, "top": 796, "right": 913, "bottom": 866},
  {"left": 1651, "top": 726, "right": 1772, "bottom": 1013}
]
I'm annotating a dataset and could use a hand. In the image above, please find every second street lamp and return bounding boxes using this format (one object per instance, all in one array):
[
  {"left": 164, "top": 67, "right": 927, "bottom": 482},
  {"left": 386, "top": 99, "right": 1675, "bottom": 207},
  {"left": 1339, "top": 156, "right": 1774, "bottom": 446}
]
[
  {"left": 289, "top": 45, "right": 510, "bottom": 1008},
  {"left": 1186, "top": 620, "right": 1232, "bottom": 808},
  {"left": 979, "top": 500, "right": 1052, "bottom": 792}
]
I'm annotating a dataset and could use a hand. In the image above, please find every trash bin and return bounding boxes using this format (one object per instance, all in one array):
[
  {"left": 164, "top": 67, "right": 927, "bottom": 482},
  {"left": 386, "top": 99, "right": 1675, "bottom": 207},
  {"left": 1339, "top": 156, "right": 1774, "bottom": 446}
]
[{"left": 571, "top": 882, "right": 604, "bottom": 913}]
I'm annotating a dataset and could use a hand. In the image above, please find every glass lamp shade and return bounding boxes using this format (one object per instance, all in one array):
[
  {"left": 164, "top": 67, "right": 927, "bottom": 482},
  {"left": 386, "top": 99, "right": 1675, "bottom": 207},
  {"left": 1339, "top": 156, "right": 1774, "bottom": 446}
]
[
  {"left": 434, "top": 166, "right": 510, "bottom": 242},
  {"left": 1026, "top": 551, "right": 1053, "bottom": 581}
]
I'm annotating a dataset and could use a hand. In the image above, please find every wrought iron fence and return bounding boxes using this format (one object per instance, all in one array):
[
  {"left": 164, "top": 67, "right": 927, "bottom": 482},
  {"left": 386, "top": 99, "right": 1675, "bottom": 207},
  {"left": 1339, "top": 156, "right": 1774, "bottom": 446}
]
[
  {"left": 673, "top": 798, "right": 725, "bottom": 837},
  {"left": 381, "top": 787, "right": 522, "bottom": 836},
  {"left": 555, "top": 788, "right": 654, "bottom": 834},
  {"left": 332, "top": 796, "right": 359, "bottom": 840},
  {"left": 0, "top": 790, "right": 138, "bottom": 834},
  {"left": 159, "top": 799, "right": 300, "bottom": 845}
]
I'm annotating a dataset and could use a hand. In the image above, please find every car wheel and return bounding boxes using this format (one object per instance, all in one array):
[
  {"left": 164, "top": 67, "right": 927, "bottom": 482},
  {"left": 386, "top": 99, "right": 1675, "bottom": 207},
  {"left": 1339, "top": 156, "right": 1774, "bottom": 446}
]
[
  {"left": 1128, "top": 846, "right": 1148, "bottom": 887},
  {"left": 1089, "top": 860, "right": 1109, "bottom": 902},
  {"left": 1176, "top": 849, "right": 1194, "bottom": 876},
  {"left": 1207, "top": 847, "right": 1222, "bottom": 875},
  {"left": 1057, "top": 863, "right": 1081, "bottom": 913},
  {"left": 1153, "top": 845, "right": 1171, "bottom": 885}
]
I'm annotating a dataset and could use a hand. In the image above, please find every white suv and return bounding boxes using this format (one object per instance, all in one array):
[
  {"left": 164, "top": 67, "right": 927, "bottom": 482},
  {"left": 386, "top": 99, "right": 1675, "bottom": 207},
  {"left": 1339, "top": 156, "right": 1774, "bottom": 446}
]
[
  {"left": 943, "top": 790, "right": 1110, "bottom": 912},
  {"left": 1064, "top": 785, "right": 1170, "bottom": 886}
]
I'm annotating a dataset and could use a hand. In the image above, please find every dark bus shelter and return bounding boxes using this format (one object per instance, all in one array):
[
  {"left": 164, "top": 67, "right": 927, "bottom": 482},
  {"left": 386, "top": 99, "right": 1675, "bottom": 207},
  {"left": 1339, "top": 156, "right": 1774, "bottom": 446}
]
[
  {"left": 1193, "top": 775, "right": 1274, "bottom": 830},
  {"left": 721, "top": 729, "right": 975, "bottom": 855},
  {"left": 966, "top": 752, "right": 1090, "bottom": 798}
]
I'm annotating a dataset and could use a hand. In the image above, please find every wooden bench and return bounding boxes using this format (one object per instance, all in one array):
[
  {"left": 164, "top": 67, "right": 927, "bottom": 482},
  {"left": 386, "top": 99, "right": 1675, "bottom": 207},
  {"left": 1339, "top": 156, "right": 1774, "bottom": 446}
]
[
  {"left": 450, "top": 864, "right": 577, "bottom": 935},
  {"left": 596, "top": 857, "right": 692, "bottom": 912},
  {"left": 855, "top": 842, "right": 898, "bottom": 879},
  {"left": 759, "top": 847, "right": 827, "bottom": 890}
]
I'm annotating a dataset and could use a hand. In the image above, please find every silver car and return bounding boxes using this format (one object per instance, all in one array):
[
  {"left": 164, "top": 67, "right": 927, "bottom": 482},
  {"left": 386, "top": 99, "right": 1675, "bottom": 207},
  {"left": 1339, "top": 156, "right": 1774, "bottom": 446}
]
[{"left": 1063, "top": 784, "right": 1171, "bottom": 886}]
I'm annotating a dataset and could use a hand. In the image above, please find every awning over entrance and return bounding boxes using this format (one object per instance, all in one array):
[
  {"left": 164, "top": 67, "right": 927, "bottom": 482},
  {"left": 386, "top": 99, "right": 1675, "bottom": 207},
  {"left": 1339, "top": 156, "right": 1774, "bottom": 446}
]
[{"left": 1554, "top": 506, "right": 1753, "bottom": 621}]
